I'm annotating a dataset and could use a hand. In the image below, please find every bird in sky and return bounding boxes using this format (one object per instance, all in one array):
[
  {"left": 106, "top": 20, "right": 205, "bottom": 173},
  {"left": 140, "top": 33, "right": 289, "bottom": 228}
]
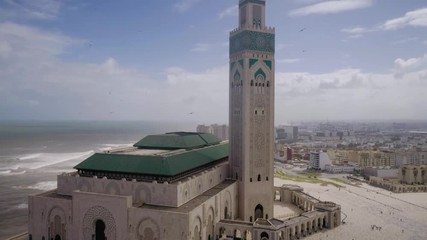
[{"left": 299, "top": 28, "right": 306, "bottom": 32}]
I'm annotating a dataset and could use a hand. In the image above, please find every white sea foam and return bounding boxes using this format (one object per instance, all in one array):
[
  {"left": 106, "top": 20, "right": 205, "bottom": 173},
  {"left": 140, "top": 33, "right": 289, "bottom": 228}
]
[
  {"left": 14, "top": 203, "right": 28, "bottom": 210},
  {"left": 14, "top": 181, "right": 57, "bottom": 191},
  {"left": 27, "top": 181, "right": 57, "bottom": 191},
  {"left": 0, "top": 170, "right": 11, "bottom": 175},
  {"left": 18, "top": 153, "right": 42, "bottom": 161},
  {"left": 101, "top": 143, "right": 133, "bottom": 148},
  {"left": 12, "top": 151, "right": 94, "bottom": 170},
  {"left": 99, "top": 143, "right": 133, "bottom": 151},
  {"left": 0, "top": 170, "right": 26, "bottom": 176}
]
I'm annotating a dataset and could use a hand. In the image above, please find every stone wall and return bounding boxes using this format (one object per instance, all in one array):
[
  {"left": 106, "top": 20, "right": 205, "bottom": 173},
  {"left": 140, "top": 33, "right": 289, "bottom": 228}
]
[{"left": 57, "top": 162, "right": 229, "bottom": 208}]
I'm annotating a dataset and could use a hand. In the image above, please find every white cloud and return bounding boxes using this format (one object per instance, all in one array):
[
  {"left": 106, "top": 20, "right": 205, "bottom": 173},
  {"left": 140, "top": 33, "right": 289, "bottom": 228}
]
[
  {"left": 277, "top": 58, "right": 301, "bottom": 64},
  {"left": 275, "top": 64, "right": 427, "bottom": 121},
  {"left": 2, "top": 22, "right": 427, "bottom": 122},
  {"left": 174, "top": 0, "right": 202, "bottom": 12},
  {"left": 340, "top": 27, "right": 374, "bottom": 39},
  {"left": 0, "top": 22, "right": 230, "bottom": 122},
  {"left": 219, "top": 5, "right": 238, "bottom": 19},
  {"left": 381, "top": 8, "right": 427, "bottom": 30},
  {"left": 289, "top": 0, "right": 373, "bottom": 17},
  {"left": 394, "top": 54, "right": 427, "bottom": 78},
  {"left": 341, "top": 27, "right": 371, "bottom": 34},
  {"left": 161, "top": 65, "right": 228, "bottom": 122},
  {"left": 0, "top": 0, "right": 62, "bottom": 20},
  {"left": 0, "top": 22, "right": 80, "bottom": 59},
  {"left": 190, "top": 43, "right": 211, "bottom": 52}
]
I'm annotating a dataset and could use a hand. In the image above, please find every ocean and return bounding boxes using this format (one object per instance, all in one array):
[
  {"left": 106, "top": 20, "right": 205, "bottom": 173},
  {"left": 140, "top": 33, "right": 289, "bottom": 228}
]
[{"left": 0, "top": 121, "right": 194, "bottom": 238}]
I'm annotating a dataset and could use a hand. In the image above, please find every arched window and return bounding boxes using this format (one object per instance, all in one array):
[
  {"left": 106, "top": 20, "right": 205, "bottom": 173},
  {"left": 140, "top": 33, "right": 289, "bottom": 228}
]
[
  {"left": 95, "top": 219, "right": 106, "bottom": 240},
  {"left": 255, "top": 204, "right": 263, "bottom": 220},
  {"left": 260, "top": 231, "right": 269, "bottom": 240},
  {"left": 194, "top": 225, "right": 201, "bottom": 240},
  {"left": 257, "top": 174, "right": 261, "bottom": 181},
  {"left": 251, "top": 80, "right": 254, "bottom": 86}
]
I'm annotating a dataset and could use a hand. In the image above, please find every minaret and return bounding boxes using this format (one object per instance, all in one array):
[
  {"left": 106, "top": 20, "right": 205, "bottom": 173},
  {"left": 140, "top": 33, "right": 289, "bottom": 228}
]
[{"left": 229, "top": 0, "right": 275, "bottom": 221}]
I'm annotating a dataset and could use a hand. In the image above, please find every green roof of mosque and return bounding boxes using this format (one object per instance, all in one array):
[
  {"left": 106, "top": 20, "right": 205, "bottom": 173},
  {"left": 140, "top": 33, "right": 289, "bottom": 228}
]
[
  {"left": 74, "top": 142, "right": 228, "bottom": 176},
  {"left": 74, "top": 132, "right": 228, "bottom": 176},
  {"left": 133, "top": 132, "right": 221, "bottom": 150}
]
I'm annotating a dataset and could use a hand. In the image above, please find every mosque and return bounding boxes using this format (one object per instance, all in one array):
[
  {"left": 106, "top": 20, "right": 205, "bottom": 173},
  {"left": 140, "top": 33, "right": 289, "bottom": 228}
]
[{"left": 28, "top": 1, "right": 341, "bottom": 239}]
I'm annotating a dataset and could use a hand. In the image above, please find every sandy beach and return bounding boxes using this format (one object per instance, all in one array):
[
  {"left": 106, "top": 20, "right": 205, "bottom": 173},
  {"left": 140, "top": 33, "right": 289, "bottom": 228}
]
[{"left": 274, "top": 177, "right": 427, "bottom": 240}]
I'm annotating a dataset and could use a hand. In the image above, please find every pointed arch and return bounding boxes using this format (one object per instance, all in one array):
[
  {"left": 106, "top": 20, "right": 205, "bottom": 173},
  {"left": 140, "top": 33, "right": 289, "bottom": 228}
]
[
  {"left": 254, "top": 204, "right": 264, "bottom": 220},
  {"left": 254, "top": 68, "right": 266, "bottom": 80}
]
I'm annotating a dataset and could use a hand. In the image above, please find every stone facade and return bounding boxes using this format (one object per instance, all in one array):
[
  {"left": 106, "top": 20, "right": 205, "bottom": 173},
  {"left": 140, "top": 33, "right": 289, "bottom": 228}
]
[
  {"left": 29, "top": 167, "right": 238, "bottom": 240},
  {"left": 229, "top": 0, "right": 275, "bottom": 222},
  {"left": 216, "top": 185, "right": 341, "bottom": 240},
  {"left": 369, "top": 164, "right": 427, "bottom": 193}
]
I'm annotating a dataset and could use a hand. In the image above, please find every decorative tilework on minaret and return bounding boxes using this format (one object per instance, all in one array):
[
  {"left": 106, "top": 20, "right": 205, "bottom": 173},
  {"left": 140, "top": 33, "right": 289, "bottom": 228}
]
[{"left": 229, "top": 0, "right": 275, "bottom": 222}]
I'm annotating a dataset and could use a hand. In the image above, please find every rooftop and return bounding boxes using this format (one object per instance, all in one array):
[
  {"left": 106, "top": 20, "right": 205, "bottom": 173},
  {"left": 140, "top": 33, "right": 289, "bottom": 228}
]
[
  {"left": 74, "top": 132, "right": 229, "bottom": 177},
  {"left": 133, "top": 132, "right": 221, "bottom": 150}
]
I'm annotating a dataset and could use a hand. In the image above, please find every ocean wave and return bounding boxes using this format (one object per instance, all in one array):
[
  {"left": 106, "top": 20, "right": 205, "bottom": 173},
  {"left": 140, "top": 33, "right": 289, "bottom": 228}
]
[
  {"left": 0, "top": 170, "right": 11, "bottom": 175},
  {"left": 14, "top": 203, "right": 28, "bottom": 210},
  {"left": 18, "top": 153, "right": 42, "bottom": 161},
  {"left": 14, "top": 181, "right": 57, "bottom": 191},
  {"left": 0, "top": 170, "right": 26, "bottom": 176},
  {"left": 99, "top": 143, "right": 133, "bottom": 151},
  {"left": 28, "top": 181, "right": 57, "bottom": 190},
  {"left": 11, "top": 151, "right": 94, "bottom": 170}
]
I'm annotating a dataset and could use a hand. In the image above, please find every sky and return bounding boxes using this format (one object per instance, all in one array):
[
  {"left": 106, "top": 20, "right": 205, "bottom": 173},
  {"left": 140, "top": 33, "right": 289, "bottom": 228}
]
[{"left": 0, "top": 0, "right": 426, "bottom": 124}]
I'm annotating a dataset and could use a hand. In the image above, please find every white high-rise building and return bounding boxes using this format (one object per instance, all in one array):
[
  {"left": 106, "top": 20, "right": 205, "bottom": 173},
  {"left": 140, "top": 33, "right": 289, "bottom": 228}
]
[{"left": 229, "top": 0, "right": 275, "bottom": 221}]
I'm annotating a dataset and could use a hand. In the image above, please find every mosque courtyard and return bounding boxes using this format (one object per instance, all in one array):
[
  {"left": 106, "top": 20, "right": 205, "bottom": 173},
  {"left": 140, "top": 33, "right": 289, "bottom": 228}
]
[{"left": 274, "top": 176, "right": 427, "bottom": 240}]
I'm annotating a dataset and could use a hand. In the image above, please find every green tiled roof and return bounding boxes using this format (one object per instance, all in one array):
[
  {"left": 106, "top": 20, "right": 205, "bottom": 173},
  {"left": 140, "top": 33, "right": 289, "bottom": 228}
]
[
  {"left": 133, "top": 132, "right": 221, "bottom": 150},
  {"left": 74, "top": 142, "right": 229, "bottom": 176}
]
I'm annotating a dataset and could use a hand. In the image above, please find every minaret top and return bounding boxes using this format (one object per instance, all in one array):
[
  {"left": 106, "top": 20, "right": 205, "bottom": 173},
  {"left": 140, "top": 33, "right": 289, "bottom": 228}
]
[{"left": 238, "top": 0, "right": 266, "bottom": 29}]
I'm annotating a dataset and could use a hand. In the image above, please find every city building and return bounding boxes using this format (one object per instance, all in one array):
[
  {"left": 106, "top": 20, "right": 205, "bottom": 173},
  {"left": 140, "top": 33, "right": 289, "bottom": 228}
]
[
  {"left": 27, "top": 1, "right": 341, "bottom": 240},
  {"left": 369, "top": 164, "right": 427, "bottom": 193},
  {"left": 274, "top": 145, "right": 293, "bottom": 163},
  {"left": 309, "top": 152, "right": 332, "bottom": 171},
  {"left": 197, "top": 124, "right": 213, "bottom": 134},
  {"left": 197, "top": 124, "right": 229, "bottom": 141},
  {"left": 324, "top": 164, "right": 356, "bottom": 174},
  {"left": 363, "top": 167, "right": 399, "bottom": 179},
  {"left": 212, "top": 124, "right": 229, "bottom": 141},
  {"left": 275, "top": 126, "right": 298, "bottom": 143}
]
